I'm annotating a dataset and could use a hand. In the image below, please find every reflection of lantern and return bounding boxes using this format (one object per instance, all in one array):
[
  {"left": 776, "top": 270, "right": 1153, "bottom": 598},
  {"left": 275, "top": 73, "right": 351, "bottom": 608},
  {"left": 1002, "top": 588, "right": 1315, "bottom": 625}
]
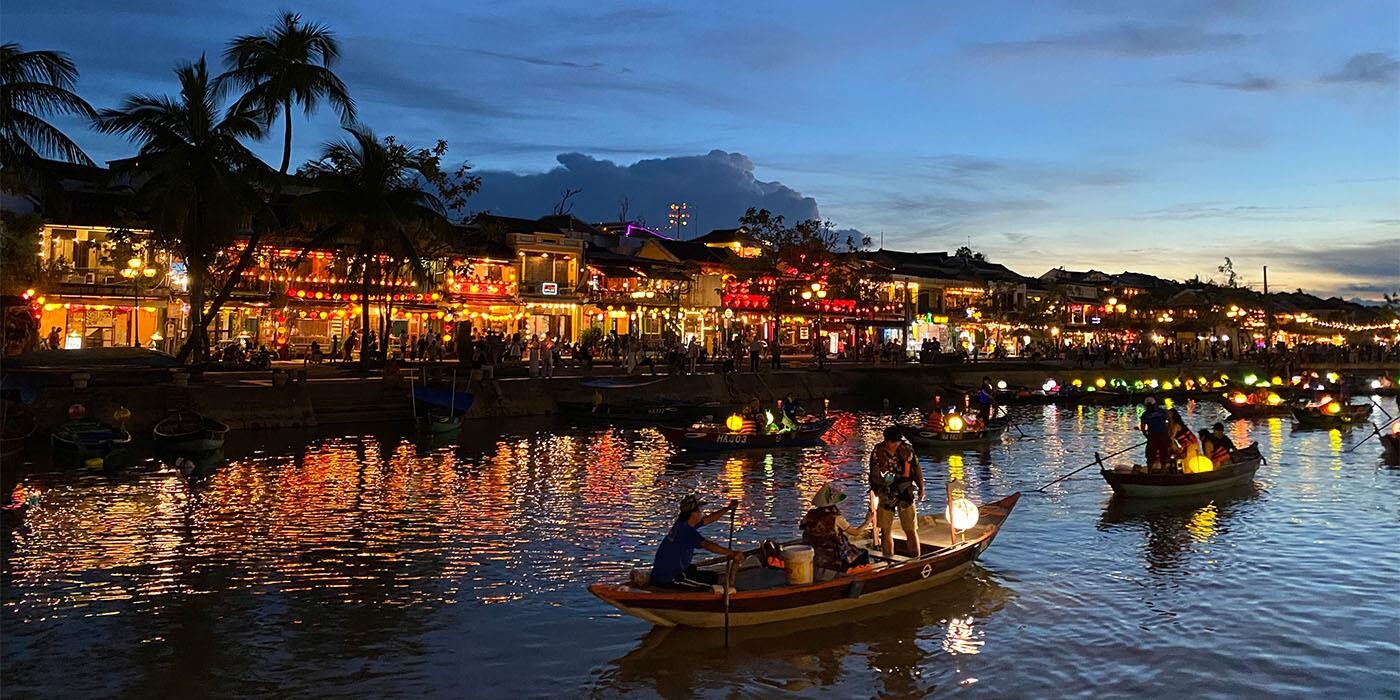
[
  {"left": 945, "top": 414, "right": 965, "bottom": 432},
  {"left": 1266, "top": 393, "right": 1283, "bottom": 406},
  {"left": 1325, "top": 402, "right": 1342, "bottom": 415},
  {"left": 1232, "top": 393, "right": 1248, "bottom": 405},
  {"left": 945, "top": 498, "right": 979, "bottom": 530},
  {"left": 1184, "top": 455, "right": 1215, "bottom": 473},
  {"left": 726, "top": 414, "right": 743, "bottom": 432}
]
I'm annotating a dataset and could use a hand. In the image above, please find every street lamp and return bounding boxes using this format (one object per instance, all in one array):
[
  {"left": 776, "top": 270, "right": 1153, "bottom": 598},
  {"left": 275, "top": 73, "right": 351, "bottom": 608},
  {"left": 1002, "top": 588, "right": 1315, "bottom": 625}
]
[{"left": 120, "top": 255, "right": 159, "bottom": 347}]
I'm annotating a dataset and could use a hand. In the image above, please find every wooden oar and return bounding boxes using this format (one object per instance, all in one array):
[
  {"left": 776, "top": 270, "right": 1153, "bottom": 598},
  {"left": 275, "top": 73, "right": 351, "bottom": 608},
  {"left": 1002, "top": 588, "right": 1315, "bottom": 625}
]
[
  {"left": 1036, "top": 440, "right": 1147, "bottom": 492},
  {"left": 1346, "top": 414, "right": 1399, "bottom": 453},
  {"left": 1000, "top": 406, "right": 1027, "bottom": 438}
]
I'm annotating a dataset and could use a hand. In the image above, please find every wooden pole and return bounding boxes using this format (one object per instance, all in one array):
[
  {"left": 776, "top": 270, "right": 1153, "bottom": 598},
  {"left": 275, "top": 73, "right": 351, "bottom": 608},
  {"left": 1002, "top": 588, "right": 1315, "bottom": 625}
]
[{"left": 1036, "top": 440, "right": 1146, "bottom": 491}]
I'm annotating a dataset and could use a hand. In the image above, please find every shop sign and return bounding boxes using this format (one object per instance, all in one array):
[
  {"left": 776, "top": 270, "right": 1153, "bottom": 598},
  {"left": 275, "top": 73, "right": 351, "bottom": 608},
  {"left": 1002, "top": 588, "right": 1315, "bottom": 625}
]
[{"left": 541, "top": 282, "right": 558, "bottom": 296}]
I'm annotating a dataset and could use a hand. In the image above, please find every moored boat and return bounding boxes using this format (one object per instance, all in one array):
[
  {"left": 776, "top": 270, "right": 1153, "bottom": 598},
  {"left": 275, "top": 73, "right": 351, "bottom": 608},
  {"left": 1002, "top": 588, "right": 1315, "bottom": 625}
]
[
  {"left": 656, "top": 417, "right": 832, "bottom": 451},
  {"left": 1100, "top": 443, "right": 1264, "bottom": 498},
  {"left": 51, "top": 418, "right": 132, "bottom": 465},
  {"left": 589, "top": 493, "right": 1020, "bottom": 628},
  {"left": 153, "top": 409, "right": 229, "bottom": 452},
  {"left": 1290, "top": 403, "right": 1372, "bottom": 429},
  {"left": 897, "top": 418, "right": 1008, "bottom": 448}
]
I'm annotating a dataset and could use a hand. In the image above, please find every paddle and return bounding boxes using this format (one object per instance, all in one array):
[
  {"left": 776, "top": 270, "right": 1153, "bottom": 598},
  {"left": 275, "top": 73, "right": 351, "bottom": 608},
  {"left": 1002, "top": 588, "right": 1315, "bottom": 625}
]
[
  {"left": 724, "top": 503, "right": 736, "bottom": 648},
  {"left": 999, "top": 405, "right": 1027, "bottom": 438},
  {"left": 1346, "top": 414, "right": 1398, "bottom": 454},
  {"left": 1036, "top": 440, "right": 1147, "bottom": 492}
]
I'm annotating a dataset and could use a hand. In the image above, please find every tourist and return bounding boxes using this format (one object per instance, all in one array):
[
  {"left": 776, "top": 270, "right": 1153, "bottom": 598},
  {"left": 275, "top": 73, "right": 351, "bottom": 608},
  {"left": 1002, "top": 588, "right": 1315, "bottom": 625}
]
[
  {"left": 687, "top": 338, "right": 700, "bottom": 375},
  {"left": 542, "top": 335, "right": 556, "bottom": 378},
  {"left": 330, "top": 334, "right": 340, "bottom": 363},
  {"left": 1139, "top": 397, "right": 1170, "bottom": 470},
  {"left": 648, "top": 495, "right": 743, "bottom": 591},
  {"left": 1200, "top": 422, "right": 1236, "bottom": 465},
  {"left": 47, "top": 326, "right": 60, "bottom": 350},
  {"left": 770, "top": 337, "right": 782, "bottom": 370},
  {"left": 869, "top": 426, "right": 924, "bottom": 558},
  {"left": 748, "top": 336, "right": 764, "bottom": 373},
  {"left": 1168, "top": 409, "right": 1199, "bottom": 464},
  {"left": 799, "top": 483, "right": 870, "bottom": 573},
  {"left": 527, "top": 335, "right": 541, "bottom": 377}
]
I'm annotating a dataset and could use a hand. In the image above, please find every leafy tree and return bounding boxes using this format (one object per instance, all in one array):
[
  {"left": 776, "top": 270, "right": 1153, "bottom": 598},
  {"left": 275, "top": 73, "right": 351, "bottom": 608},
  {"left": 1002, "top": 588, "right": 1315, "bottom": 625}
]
[
  {"left": 954, "top": 245, "right": 986, "bottom": 262},
  {"left": 0, "top": 42, "right": 97, "bottom": 194},
  {"left": 294, "top": 126, "right": 473, "bottom": 368},
  {"left": 1217, "top": 257, "right": 1240, "bottom": 287},
  {"left": 96, "top": 56, "right": 272, "bottom": 362}
]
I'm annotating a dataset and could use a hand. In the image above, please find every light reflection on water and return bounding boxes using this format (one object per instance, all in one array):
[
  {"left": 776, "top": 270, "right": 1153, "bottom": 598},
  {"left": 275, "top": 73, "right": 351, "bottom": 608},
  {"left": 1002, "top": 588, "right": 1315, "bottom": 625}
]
[{"left": 3, "top": 398, "right": 1399, "bottom": 699}]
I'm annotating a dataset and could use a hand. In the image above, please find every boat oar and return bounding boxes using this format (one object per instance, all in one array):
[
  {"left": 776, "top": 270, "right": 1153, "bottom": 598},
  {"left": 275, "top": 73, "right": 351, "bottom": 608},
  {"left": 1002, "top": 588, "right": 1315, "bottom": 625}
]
[
  {"left": 1000, "top": 406, "right": 1026, "bottom": 438},
  {"left": 1346, "top": 414, "right": 1398, "bottom": 453},
  {"left": 1368, "top": 397, "right": 1394, "bottom": 423},
  {"left": 724, "top": 504, "right": 735, "bottom": 648},
  {"left": 1036, "top": 440, "right": 1147, "bottom": 492}
]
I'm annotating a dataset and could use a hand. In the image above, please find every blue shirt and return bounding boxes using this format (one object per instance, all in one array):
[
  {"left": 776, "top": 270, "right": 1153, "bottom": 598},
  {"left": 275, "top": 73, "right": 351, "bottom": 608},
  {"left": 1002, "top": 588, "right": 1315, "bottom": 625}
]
[
  {"left": 649, "top": 520, "right": 705, "bottom": 584},
  {"left": 1141, "top": 407, "right": 1168, "bottom": 434}
]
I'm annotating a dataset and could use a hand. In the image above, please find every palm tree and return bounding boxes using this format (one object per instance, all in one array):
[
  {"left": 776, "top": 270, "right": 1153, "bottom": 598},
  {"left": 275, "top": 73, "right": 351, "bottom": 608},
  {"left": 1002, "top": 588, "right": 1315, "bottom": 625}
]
[
  {"left": 96, "top": 56, "right": 271, "bottom": 362},
  {"left": 220, "top": 11, "right": 355, "bottom": 178},
  {"left": 0, "top": 42, "right": 97, "bottom": 191},
  {"left": 295, "top": 126, "right": 449, "bottom": 369}
]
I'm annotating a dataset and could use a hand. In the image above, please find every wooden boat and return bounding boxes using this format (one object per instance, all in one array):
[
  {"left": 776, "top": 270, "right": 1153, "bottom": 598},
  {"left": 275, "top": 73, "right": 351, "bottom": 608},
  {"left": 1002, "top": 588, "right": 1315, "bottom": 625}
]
[
  {"left": 1100, "top": 443, "right": 1263, "bottom": 498},
  {"left": 588, "top": 493, "right": 1020, "bottom": 628},
  {"left": 51, "top": 418, "right": 132, "bottom": 464},
  {"left": 1222, "top": 401, "right": 1294, "bottom": 419},
  {"left": 1381, "top": 431, "right": 1399, "bottom": 464},
  {"left": 1290, "top": 403, "right": 1372, "bottom": 429},
  {"left": 422, "top": 412, "right": 462, "bottom": 433},
  {"left": 656, "top": 417, "right": 832, "bottom": 451},
  {"left": 897, "top": 418, "right": 1008, "bottom": 448},
  {"left": 153, "top": 410, "right": 228, "bottom": 452},
  {"left": 412, "top": 375, "right": 469, "bottom": 434},
  {"left": 557, "top": 398, "right": 723, "bottom": 424},
  {"left": 2, "top": 410, "right": 36, "bottom": 460}
]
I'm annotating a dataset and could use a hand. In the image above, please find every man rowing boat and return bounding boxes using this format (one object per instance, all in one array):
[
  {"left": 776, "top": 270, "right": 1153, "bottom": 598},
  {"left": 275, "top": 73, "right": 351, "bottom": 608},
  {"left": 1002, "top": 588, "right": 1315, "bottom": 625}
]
[{"left": 649, "top": 495, "right": 744, "bottom": 590}]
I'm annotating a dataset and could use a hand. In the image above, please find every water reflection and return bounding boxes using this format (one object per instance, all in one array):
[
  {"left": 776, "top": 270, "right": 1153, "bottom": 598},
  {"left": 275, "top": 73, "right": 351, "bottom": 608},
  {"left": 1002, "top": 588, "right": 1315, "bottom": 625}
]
[{"left": 1098, "top": 485, "right": 1264, "bottom": 573}]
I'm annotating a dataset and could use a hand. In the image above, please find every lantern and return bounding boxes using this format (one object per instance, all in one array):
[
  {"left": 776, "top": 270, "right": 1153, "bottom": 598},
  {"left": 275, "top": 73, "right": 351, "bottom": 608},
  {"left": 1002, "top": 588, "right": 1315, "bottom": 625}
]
[
  {"left": 1325, "top": 402, "right": 1342, "bottom": 415},
  {"left": 995, "top": 380, "right": 1007, "bottom": 390},
  {"left": 1266, "top": 393, "right": 1283, "bottom": 406},
  {"left": 726, "top": 414, "right": 744, "bottom": 432},
  {"left": 1071, "top": 379, "right": 1083, "bottom": 387},
  {"left": 1042, "top": 379, "right": 1057, "bottom": 392},
  {"left": 944, "top": 498, "right": 979, "bottom": 530},
  {"left": 1184, "top": 455, "right": 1215, "bottom": 473},
  {"left": 1232, "top": 393, "right": 1247, "bottom": 405},
  {"left": 1095, "top": 378, "right": 1106, "bottom": 388},
  {"left": 945, "top": 414, "right": 965, "bottom": 432}
]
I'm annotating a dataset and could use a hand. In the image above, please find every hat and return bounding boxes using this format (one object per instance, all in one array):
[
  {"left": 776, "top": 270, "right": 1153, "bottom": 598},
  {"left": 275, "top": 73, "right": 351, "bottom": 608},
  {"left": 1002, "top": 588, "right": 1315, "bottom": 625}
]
[
  {"left": 677, "top": 494, "right": 705, "bottom": 516},
  {"left": 812, "top": 483, "right": 848, "bottom": 508}
]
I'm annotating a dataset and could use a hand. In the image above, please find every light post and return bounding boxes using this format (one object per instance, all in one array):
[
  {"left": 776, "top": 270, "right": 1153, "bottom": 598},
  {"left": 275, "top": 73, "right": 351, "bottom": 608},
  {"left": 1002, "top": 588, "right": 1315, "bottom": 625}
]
[
  {"left": 801, "top": 282, "right": 827, "bottom": 367},
  {"left": 120, "top": 255, "right": 158, "bottom": 347}
]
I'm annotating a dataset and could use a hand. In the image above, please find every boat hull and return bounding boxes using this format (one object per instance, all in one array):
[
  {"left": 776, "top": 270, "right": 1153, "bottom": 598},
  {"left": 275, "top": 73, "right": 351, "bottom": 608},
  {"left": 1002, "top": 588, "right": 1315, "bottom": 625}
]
[
  {"left": 898, "top": 421, "right": 1007, "bottom": 448},
  {"left": 1223, "top": 403, "right": 1293, "bottom": 419},
  {"left": 1101, "top": 457, "right": 1262, "bottom": 498},
  {"left": 657, "top": 419, "right": 832, "bottom": 451},
  {"left": 153, "top": 412, "right": 229, "bottom": 453},
  {"left": 1290, "top": 404, "right": 1372, "bottom": 429}
]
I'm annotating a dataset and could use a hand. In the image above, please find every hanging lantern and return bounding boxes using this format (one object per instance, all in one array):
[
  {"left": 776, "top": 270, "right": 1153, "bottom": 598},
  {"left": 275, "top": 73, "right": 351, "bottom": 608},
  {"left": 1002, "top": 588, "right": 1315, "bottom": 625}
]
[{"left": 944, "top": 498, "right": 979, "bottom": 530}]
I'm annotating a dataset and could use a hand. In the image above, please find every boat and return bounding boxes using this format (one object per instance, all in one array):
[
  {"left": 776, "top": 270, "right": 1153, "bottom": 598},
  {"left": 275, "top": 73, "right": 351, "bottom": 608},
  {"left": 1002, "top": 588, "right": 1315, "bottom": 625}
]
[
  {"left": 656, "top": 417, "right": 832, "bottom": 451},
  {"left": 588, "top": 493, "right": 1020, "bottom": 628},
  {"left": 898, "top": 418, "right": 1008, "bottom": 449},
  {"left": 1290, "top": 403, "right": 1372, "bottom": 429},
  {"left": 152, "top": 409, "right": 228, "bottom": 452},
  {"left": 422, "top": 412, "right": 463, "bottom": 433},
  {"left": 1222, "top": 401, "right": 1295, "bottom": 419},
  {"left": 1100, "top": 443, "right": 1264, "bottom": 498},
  {"left": 51, "top": 418, "right": 132, "bottom": 464},
  {"left": 2, "top": 409, "right": 36, "bottom": 460},
  {"left": 558, "top": 397, "right": 723, "bottom": 424},
  {"left": 412, "top": 373, "right": 470, "bottom": 434}
]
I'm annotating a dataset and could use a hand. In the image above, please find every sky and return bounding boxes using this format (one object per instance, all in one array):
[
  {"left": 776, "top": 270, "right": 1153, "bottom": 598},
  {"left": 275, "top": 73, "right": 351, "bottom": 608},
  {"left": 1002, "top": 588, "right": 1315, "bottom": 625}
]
[{"left": 5, "top": 0, "right": 1399, "bottom": 300}]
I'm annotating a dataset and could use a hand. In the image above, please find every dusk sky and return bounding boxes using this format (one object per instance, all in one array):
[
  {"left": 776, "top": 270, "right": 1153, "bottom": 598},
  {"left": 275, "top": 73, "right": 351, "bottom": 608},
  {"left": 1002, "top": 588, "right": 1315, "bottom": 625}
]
[{"left": 6, "top": 1, "right": 1398, "bottom": 300}]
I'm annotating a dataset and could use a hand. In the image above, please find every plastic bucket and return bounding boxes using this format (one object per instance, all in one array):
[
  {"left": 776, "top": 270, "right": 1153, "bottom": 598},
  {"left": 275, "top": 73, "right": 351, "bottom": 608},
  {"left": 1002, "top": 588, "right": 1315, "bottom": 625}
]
[{"left": 781, "top": 545, "right": 815, "bottom": 585}]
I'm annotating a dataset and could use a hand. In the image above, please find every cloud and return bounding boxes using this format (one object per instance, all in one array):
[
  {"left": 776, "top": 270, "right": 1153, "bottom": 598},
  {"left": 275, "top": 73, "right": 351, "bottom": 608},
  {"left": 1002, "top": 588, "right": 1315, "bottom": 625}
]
[
  {"left": 1266, "top": 237, "right": 1400, "bottom": 300},
  {"left": 1320, "top": 52, "right": 1399, "bottom": 85},
  {"left": 467, "top": 49, "right": 606, "bottom": 71},
  {"left": 469, "top": 150, "right": 820, "bottom": 229},
  {"left": 1129, "top": 202, "right": 1332, "bottom": 221},
  {"left": 1178, "top": 72, "right": 1278, "bottom": 91},
  {"left": 974, "top": 22, "right": 1248, "bottom": 58}
]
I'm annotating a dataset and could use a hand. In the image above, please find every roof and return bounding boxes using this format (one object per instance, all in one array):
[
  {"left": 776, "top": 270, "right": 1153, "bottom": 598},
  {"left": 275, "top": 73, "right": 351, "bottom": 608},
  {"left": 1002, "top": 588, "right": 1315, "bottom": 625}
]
[
  {"left": 862, "top": 249, "right": 1034, "bottom": 285},
  {"left": 691, "top": 227, "right": 760, "bottom": 246},
  {"left": 656, "top": 239, "right": 739, "bottom": 265}
]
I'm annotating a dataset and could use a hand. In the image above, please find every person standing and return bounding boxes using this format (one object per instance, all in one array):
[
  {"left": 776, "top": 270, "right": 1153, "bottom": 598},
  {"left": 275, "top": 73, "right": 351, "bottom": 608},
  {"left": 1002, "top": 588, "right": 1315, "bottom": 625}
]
[
  {"left": 1139, "top": 396, "right": 1170, "bottom": 470},
  {"left": 687, "top": 338, "right": 700, "bottom": 375},
  {"left": 748, "top": 335, "right": 763, "bottom": 373},
  {"left": 528, "top": 335, "right": 541, "bottom": 378},
  {"left": 542, "top": 335, "right": 556, "bottom": 378},
  {"left": 869, "top": 426, "right": 924, "bottom": 558}
]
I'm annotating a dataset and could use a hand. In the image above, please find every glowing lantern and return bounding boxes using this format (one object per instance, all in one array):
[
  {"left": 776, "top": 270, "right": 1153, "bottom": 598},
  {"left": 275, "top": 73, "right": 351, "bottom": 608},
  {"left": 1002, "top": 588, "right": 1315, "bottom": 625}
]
[
  {"left": 1243, "top": 374, "right": 1258, "bottom": 386},
  {"left": 1095, "top": 378, "right": 1106, "bottom": 388},
  {"left": 945, "top": 414, "right": 965, "bottom": 432},
  {"left": 726, "top": 414, "right": 744, "bottom": 432},
  {"left": 1232, "top": 393, "right": 1248, "bottom": 405},
  {"left": 1271, "top": 376, "right": 1283, "bottom": 385},
  {"left": 1325, "top": 402, "right": 1342, "bottom": 415},
  {"left": 442, "top": 334, "right": 453, "bottom": 342},
  {"left": 1326, "top": 372, "right": 1339, "bottom": 383},
  {"left": 1184, "top": 455, "right": 1215, "bottom": 473},
  {"left": 996, "top": 380, "right": 1007, "bottom": 390},
  {"left": 1266, "top": 393, "right": 1283, "bottom": 406},
  {"left": 1371, "top": 379, "right": 1383, "bottom": 389},
  {"left": 945, "top": 498, "right": 979, "bottom": 531},
  {"left": 1042, "top": 379, "right": 1057, "bottom": 392},
  {"left": 1071, "top": 379, "right": 1083, "bottom": 388}
]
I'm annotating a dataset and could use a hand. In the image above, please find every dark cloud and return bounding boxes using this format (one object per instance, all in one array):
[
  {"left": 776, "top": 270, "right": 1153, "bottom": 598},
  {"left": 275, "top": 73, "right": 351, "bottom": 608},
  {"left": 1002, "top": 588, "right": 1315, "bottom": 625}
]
[
  {"left": 470, "top": 150, "right": 820, "bottom": 230},
  {"left": 1320, "top": 52, "right": 1399, "bottom": 85},
  {"left": 1179, "top": 72, "right": 1278, "bottom": 91},
  {"left": 1267, "top": 237, "right": 1400, "bottom": 300},
  {"left": 974, "top": 22, "right": 1248, "bottom": 58}
]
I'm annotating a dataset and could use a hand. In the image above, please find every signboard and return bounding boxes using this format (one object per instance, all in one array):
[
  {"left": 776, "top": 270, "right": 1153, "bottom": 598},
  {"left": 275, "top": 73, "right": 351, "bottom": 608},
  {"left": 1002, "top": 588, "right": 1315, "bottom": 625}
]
[
  {"left": 541, "top": 282, "right": 558, "bottom": 296},
  {"left": 1090, "top": 317, "right": 1102, "bottom": 325}
]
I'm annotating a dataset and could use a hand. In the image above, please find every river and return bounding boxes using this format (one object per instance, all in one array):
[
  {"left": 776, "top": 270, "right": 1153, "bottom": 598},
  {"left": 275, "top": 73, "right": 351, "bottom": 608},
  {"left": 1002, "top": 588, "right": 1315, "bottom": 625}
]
[{"left": 3, "top": 397, "right": 1398, "bottom": 699}]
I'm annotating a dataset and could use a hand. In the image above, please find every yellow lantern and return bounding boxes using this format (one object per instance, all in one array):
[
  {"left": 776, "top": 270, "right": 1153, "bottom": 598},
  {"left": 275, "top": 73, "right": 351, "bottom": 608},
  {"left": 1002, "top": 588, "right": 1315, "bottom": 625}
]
[
  {"left": 1266, "top": 393, "right": 1283, "bottom": 406},
  {"left": 945, "top": 414, "right": 965, "bottom": 432},
  {"left": 726, "top": 414, "right": 744, "bottom": 432},
  {"left": 1325, "top": 402, "right": 1342, "bottom": 415},
  {"left": 1071, "top": 379, "right": 1083, "bottom": 387},
  {"left": 945, "top": 498, "right": 979, "bottom": 530},
  {"left": 1184, "top": 455, "right": 1216, "bottom": 473},
  {"left": 1231, "top": 392, "right": 1248, "bottom": 405},
  {"left": 1095, "top": 378, "right": 1106, "bottom": 388}
]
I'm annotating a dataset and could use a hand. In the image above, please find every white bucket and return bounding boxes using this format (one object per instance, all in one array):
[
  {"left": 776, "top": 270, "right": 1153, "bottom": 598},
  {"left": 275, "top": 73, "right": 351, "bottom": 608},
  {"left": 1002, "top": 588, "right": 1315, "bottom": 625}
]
[{"left": 781, "top": 545, "right": 815, "bottom": 585}]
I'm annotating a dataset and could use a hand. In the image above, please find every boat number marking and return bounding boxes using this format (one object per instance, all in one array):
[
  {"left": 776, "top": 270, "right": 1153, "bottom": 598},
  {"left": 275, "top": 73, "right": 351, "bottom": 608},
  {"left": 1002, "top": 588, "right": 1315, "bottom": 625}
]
[{"left": 920, "top": 564, "right": 932, "bottom": 579}]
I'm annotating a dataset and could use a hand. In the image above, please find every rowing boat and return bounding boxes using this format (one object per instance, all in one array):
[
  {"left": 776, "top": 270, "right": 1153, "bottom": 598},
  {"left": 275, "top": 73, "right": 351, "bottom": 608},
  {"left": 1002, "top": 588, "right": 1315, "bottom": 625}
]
[
  {"left": 1290, "top": 403, "right": 1372, "bottom": 429},
  {"left": 897, "top": 418, "right": 1008, "bottom": 448},
  {"left": 153, "top": 409, "right": 229, "bottom": 452},
  {"left": 589, "top": 493, "right": 1020, "bottom": 628},
  {"left": 1222, "top": 401, "right": 1295, "bottom": 419},
  {"left": 656, "top": 418, "right": 832, "bottom": 451},
  {"left": 1100, "top": 443, "right": 1263, "bottom": 498},
  {"left": 51, "top": 418, "right": 132, "bottom": 465}
]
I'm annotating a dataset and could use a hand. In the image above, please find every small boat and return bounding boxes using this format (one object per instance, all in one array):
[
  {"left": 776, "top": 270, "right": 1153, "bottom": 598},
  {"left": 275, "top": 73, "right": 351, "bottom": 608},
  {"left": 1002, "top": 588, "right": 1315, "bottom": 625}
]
[
  {"left": 1381, "top": 429, "right": 1399, "bottom": 464},
  {"left": 422, "top": 412, "right": 462, "bottom": 433},
  {"left": 1290, "top": 403, "right": 1372, "bottom": 430},
  {"left": 1100, "top": 443, "right": 1264, "bottom": 498},
  {"left": 898, "top": 418, "right": 1008, "bottom": 448},
  {"left": 153, "top": 410, "right": 229, "bottom": 452},
  {"left": 557, "top": 398, "right": 723, "bottom": 424},
  {"left": 2, "top": 410, "right": 36, "bottom": 460},
  {"left": 413, "top": 373, "right": 469, "bottom": 434},
  {"left": 656, "top": 417, "right": 832, "bottom": 451},
  {"left": 588, "top": 493, "right": 1020, "bottom": 628},
  {"left": 1222, "top": 401, "right": 1294, "bottom": 419},
  {"left": 51, "top": 418, "right": 132, "bottom": 465}
]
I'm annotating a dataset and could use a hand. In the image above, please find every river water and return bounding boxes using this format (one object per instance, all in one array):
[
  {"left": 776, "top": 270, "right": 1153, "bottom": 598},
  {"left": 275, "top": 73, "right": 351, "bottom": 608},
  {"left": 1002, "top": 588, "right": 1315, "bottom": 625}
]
[{"left": 3, "top": 397, "right": 1398, "bottom": 699}]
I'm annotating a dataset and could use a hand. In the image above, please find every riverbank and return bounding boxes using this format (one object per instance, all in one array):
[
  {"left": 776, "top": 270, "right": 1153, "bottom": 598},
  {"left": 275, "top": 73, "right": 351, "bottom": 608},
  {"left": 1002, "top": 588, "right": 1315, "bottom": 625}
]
[{"left": 5, "top": 359, "right": 1395, "bottom": 432}]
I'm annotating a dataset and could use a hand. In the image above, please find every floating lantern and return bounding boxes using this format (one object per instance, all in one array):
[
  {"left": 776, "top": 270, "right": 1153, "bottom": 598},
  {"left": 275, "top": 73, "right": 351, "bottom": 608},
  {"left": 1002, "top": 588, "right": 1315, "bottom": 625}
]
[
  {"left": 1184, "top": 455, "right": 1215, "bottom": 474},
  {"left": 945, "top": 415, "right": 965, "bottom": 432},
  {"left": 1161, "top": 380, "right": 1172, "bottom": 390},
  {"left": 1326, "top": 372, "right": 1339, "bottom": 383},
  {"left": 1232, "top": 393, "right": 1248, "bottom": 405},
  {"left": 1071, "top": 379, "right": 1083, "bottom": 388},
  {"left": 1271, "top": 376, "right": 1283, "bottom": 385},
  {"left": 945, "top": 498, "right": 979, "bottom": 531},
  {"left": 1243, "top": 374, "right": 1258, "bottom": 386},
  {"left": 1042, "top": 379, "right": 1057, "bottom": 392}
]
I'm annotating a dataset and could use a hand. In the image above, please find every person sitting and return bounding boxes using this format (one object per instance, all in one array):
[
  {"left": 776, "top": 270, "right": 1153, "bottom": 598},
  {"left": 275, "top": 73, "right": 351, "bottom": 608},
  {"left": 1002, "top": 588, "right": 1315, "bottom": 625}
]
[
  {"left": 649, "top": 495, "right": 744, "bottom": 590},
  {"left": 925, "top": 408, "right": 945, "bottom": 432},
  {"left": 1167, "top": 409, "right": 1199, "bottom": 468},
  {"left": 800, "top": 483, "right": 871, "bottom": 574},
  {"left": 783, "top": 392, "right": 802, "bottom": 420},
  {"left": 1202, "top": 422, "right": 1236, "bottom": 465}
]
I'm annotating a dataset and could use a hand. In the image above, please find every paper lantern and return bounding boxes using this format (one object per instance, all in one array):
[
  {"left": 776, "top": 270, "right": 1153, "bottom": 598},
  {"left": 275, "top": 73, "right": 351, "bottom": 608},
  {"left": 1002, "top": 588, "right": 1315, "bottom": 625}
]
[
  {"left": 1095, "top": 378, "right": 1106, "bottom": 388},
  {"left": 945, "top": 498, "right": 979, "bottom": 531},
  {"left": 1184, "top": 455, "right": 1215, "bottom": 473},
  {"left": 1042, "top": 379, "right": 1057, "bottom": 392},
  {"left": 945, "top": 414, "right": 965, "bottom": 433},
  {"left": 996, "top": 380, "right": 1007, "bottom": 390},
  {"left": 1071, "top": 379, "right": 1083, "bottom": 388},
  {"left": 726, "top": 414, "right": 743, "bottom": 432},
  {"left": 1232, "top": 393, "right": 1248, "bottom": 405},
  {"left": 1325, "top": 402, "right": 1342, "bottom": 415},
  {"left": 1266, "top": 393, "right": 1283, "bottom": 406}
]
